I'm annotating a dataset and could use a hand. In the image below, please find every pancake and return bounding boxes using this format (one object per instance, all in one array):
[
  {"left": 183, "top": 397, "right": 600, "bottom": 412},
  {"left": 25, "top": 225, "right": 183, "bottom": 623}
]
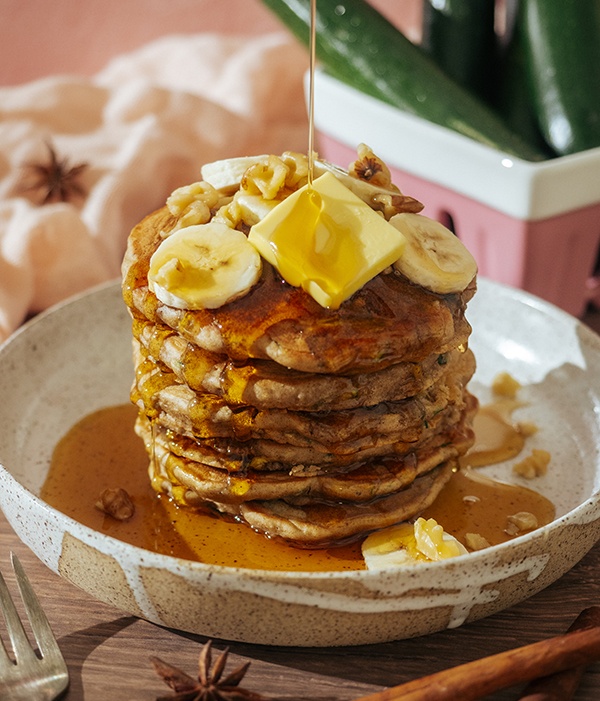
[
  {"left": 137, "top": 387, "right": 476, "bottom": 474},
  {"left": 206, "top": 463, "right": 455, "bottom": 547},
  {"left": 137, "top": 413, "right": 474, "bottom": 504},
  {"left": 132, "top": 317, "right": 462, "bottom": 411}
]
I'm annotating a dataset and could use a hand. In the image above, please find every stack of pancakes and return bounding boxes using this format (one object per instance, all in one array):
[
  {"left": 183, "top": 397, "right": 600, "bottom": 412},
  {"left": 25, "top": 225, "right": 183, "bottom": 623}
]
[{"left": 122, "top": 203, "right": 477, "bottom": 548}]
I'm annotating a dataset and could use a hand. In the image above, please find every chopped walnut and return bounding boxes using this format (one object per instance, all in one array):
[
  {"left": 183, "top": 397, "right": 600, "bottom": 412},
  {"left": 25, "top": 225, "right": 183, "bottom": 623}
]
[
  {"left": 465, "top": 533, "right": 491, "bottom": 551},
  {"left": 281, "top": 151, "right": 309, "bottom": 189},
  {"left": 213, "top": 151, "right": 308, "bottom": 233},
  {"left": 213, "top": 189, "right": 277, "bottom": 230},
  {"left": 492, "top": 372, "right": 522, "bottom": 399},
  {"left": 167, "top": 180, "right": 220, "bottom": 214},
  {"left": 242, "top": 155, "right": 289, "bottom": 199},
  {"left": 347, "top": 145, "right": 424, "bottom": 219},
  {"left": 348, "top": 143, "right": 395, "bottom": 189},
  {"left": 513, "top": 449, "right": 551, "bottom": 479},
  {"left": 371, "top": 191, "right": 424, "bottom": 220},
  {"left": 517, "top": 421, "right": 539, "bottom": 437},
  {"left": 505, "top": 511, "right": 538, "bottom": 536},
  {"left": 166, "top": 181, "right": 226, "bottom": 230},
  {"left": 95, "top": 487, "right": 135, "bottom": 521},
  {"left": 212, "top": 200, "right": 242, "bottom": 230}
]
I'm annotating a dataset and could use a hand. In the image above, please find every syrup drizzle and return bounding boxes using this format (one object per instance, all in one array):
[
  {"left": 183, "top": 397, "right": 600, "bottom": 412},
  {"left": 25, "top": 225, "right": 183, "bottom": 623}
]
[{"left": 307, "top": 0, "right": 317, "bottom": 187}]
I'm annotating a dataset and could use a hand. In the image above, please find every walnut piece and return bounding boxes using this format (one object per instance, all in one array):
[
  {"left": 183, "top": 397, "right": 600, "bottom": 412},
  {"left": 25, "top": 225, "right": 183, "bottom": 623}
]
[
  {"left": 95, "top": 487, "right": 135, "bottom": 521},
  {"left": 166, "top": 181, "right": 226, "bottom": 231},
  {"left": 505, "top": 511, "right": 538, "bottom": 536},
  {"left": 348, "top": 143, "right": 394, "bottom": 188},
  {"left": 242, "top": 155, "right": 289, "bottom": 199},
  {"left": 465, "top": 533, "right": 491, "bottom": 551},
  {"left": 492, "top": 372, "right": 522, "bottom": 399},
  {"left": 512, "top": 448, "right": 551, "bottom": 479},
  {"left": 517, "top": 421, "right": 539, "bottom": 438}
]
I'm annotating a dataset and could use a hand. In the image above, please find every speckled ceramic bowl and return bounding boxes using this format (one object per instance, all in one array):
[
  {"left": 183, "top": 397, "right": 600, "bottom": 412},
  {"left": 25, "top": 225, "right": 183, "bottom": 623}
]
[{"left": 1, "top": 278, "right": 600, "bottom": 647}]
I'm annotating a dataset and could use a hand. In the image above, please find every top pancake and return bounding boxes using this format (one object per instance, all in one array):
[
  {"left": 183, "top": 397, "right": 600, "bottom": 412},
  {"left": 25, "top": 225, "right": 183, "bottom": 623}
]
[{"left": 122, "top": 206, "right": 475, "bottom": 374}]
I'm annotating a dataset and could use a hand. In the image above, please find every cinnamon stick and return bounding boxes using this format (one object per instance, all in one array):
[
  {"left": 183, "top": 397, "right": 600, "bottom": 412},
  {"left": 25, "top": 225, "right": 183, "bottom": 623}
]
[
  {"left": 353, "top": 619, "right": 600, "bottom": 701},
  {"left": 517, "top": 606, "right": 600, "bottom": 701}
]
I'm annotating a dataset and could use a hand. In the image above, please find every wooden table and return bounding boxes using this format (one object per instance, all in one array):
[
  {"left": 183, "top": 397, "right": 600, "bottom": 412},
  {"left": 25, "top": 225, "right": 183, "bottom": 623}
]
[{"left": 3, "top": 309, "right": 600, "bottom": 700}]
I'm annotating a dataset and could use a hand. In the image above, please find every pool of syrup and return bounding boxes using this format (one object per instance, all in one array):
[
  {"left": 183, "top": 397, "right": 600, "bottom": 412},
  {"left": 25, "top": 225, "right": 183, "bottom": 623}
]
[{"left": 41, "top": 402, "right": 555, "bottom": 572}]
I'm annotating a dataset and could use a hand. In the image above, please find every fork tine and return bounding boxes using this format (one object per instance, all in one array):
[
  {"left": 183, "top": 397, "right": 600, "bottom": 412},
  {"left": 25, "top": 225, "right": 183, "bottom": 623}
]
[
  {"left": 10, "top": 553, "right": 64, "bottom": 665},
  {"left": 0, "top": 555, "right": 69, "bottom": 701},
  {"left": 0, "top": 557, "right": 37, "bottom": 667},
  {"left": 0, "top": 565, "right": 17, "bottom": 669}
]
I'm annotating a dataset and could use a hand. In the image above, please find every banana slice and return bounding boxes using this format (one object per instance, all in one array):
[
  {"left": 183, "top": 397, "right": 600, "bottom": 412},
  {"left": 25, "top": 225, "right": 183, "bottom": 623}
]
[
  {"left": 362, "top": 518, "right": 468, "bottom": 570},
  {"left": 148, "top": 223, "right": 262, "bottom": 309},
  {"left": 233, "top": 193, "right": 280, "bottom": 225},
  {"left": 389, "top": 213, "right": 477, "bottom": 294},
  {"left": 201, "top": 156, "right": 268, "bottom": 194}
]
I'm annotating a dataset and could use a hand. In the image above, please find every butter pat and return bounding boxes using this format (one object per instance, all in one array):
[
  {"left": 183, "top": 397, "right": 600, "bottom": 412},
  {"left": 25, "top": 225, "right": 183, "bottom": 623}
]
[{"left": 248, "top": 172, "right": 406, "bottom": 308}]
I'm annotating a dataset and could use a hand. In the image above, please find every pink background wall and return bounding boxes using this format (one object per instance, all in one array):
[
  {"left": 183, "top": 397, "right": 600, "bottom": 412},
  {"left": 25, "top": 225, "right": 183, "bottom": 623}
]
[{"left": 0, "top": 0, "right": 421, "bottom": 85}]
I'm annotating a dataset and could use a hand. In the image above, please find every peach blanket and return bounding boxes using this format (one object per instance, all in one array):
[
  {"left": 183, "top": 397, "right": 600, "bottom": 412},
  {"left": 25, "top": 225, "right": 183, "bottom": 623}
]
[{"left": 0, "top": 33, "right": 308, "bottom": 343}]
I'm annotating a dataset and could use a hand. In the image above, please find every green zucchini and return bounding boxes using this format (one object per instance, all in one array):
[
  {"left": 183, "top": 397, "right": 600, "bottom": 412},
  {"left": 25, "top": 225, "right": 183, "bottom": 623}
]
[
  {"left": 494, "top": 7, "right": 556, "bottom": 157},
  {"left": 518, "top": 0, "right": 600, "bottom": 155},
  {"left": 261, "top": 0, "right": 546, "bottom": 161},
  {"left": 421, "top": 0, "right": 496, "bottom": 104}
]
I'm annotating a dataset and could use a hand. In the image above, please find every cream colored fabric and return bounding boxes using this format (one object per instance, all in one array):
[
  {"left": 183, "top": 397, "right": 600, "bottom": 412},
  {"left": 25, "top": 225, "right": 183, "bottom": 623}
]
[{"left": 0, "top": 33, "right": 308, "bottom": 342}]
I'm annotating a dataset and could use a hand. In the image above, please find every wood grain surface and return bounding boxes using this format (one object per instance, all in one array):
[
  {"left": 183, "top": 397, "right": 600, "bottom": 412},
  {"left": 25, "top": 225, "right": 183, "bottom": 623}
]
[{"left": 2, "top": 310, "right": 600, "bottom": 701}]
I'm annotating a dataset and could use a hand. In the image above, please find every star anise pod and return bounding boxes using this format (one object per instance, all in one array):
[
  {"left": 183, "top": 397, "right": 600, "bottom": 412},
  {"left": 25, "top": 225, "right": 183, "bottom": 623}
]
[
  {"left": 151, "top": 640, "right": 270, "bottom": 701},
  {"left": 18, "top": 141, "right": 88, "bottom": 205}
]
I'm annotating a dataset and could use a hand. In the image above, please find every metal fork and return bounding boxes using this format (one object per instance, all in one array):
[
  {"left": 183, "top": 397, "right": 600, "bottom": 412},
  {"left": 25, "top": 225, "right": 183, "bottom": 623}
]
[{"left": 0, "top": 553, "right": 69, "bottom": 700}]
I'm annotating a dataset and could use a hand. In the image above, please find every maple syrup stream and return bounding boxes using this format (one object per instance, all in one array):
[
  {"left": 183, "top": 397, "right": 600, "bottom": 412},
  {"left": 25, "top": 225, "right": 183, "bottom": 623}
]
[{"left": 307, "top": 0, "right": 317, "bottom": 187}]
